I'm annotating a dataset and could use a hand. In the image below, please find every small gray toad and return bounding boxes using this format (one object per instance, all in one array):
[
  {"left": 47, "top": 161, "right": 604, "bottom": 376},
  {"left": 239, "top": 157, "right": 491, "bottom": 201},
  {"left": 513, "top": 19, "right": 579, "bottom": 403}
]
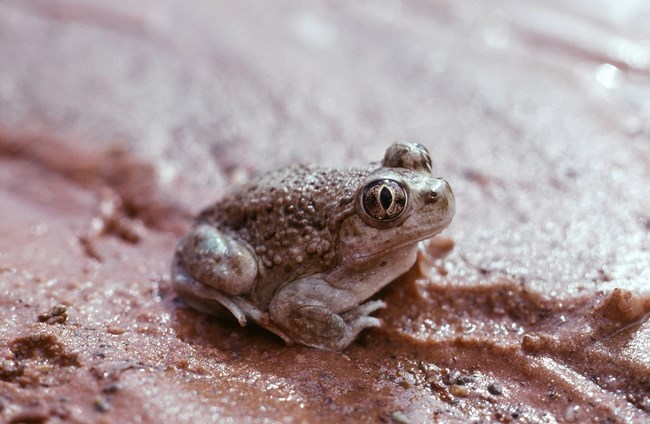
[{"left": 172, "top": 142, "right": 454, "bottom": 350}]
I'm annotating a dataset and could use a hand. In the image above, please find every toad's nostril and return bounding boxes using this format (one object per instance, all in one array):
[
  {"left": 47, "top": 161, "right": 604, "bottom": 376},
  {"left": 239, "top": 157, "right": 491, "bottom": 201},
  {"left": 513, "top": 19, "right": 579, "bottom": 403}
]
[
  {"left": 425, "top": 190, "right": 439, "bottom": 204},
  {"left": 426, "top": 179, "right": 453, "bottom": 206}
]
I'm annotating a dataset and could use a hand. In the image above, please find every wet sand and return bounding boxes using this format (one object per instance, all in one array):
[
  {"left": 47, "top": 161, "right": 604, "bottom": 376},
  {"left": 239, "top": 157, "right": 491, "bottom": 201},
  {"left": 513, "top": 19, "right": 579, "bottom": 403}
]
[{"left": 1, "top": 1, "right": 649, "bottom": 422}]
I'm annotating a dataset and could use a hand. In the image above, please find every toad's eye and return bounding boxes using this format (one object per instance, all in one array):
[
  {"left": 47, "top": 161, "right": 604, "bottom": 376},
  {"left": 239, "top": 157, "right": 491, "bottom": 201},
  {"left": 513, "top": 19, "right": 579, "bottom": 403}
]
[{"left": 361, "top": 179, "right": 407, "bottom": 222}]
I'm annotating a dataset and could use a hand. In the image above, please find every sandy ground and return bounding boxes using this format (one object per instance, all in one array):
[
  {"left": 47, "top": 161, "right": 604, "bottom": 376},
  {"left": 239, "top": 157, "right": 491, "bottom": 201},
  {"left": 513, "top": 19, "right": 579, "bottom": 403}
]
[{"left": 1, "top": 0, "right": 649, "bottom": 422}]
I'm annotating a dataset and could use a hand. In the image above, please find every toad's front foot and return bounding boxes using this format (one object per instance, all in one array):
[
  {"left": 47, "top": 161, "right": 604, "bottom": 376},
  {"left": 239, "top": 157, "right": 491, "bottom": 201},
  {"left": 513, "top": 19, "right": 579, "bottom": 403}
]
[
  {"left": 272, "top": 300, "right": 386, "bottom": 351},
  {"left": 342, "top": 299, "right": 386, "bottom": 324}
]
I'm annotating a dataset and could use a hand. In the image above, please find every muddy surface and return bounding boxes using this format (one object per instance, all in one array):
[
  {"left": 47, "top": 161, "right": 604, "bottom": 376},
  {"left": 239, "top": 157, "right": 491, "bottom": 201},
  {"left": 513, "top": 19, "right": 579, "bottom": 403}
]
[{"left": 1, "top": 0, "right": 649, "bottom": 422}]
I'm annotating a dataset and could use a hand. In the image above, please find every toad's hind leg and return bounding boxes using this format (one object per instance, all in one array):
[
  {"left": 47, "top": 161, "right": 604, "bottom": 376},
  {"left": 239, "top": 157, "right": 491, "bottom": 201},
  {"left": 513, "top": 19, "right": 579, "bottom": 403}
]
[
  {"left": 175, "top": 224, "right": 258, "bottom": 295},
  {"left": 172, "top": 264, "right": 248, "bottom": 325},
  {"left": 172, "top": 223, "right": 258, "bottom": 325}
]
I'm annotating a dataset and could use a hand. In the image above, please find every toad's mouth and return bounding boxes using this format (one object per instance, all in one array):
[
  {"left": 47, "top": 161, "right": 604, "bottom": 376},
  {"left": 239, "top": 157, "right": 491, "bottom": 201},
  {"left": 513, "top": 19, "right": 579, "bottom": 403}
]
[{"left": 350, "top": 228, "right": 449, "bottom": 263}]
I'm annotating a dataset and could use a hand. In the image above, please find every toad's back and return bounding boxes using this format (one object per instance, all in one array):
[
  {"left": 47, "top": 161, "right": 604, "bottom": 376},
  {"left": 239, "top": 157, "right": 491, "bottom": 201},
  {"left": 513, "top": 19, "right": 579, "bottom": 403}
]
[{"left": 198, "top": 164, "right": 372, "bottom": 279}]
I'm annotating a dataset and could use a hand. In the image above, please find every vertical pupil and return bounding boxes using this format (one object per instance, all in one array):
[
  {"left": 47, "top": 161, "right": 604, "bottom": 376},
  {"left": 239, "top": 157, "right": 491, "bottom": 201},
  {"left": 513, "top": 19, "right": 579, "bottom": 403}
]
[{"left": 379, "top": 186, "right": 393, "bottom": 210}]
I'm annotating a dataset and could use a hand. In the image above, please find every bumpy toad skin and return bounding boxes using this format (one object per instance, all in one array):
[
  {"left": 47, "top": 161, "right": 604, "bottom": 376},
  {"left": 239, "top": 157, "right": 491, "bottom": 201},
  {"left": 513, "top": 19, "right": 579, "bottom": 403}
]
[{"left": 172, "top": 143, "right": 455, "bottom": 350}]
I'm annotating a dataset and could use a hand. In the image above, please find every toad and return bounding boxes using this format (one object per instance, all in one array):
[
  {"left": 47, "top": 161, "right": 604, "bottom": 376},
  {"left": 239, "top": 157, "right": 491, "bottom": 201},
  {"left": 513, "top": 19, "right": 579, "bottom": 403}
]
[{"left": 172, "top": 142, "right": 454, "bottom": 350}]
